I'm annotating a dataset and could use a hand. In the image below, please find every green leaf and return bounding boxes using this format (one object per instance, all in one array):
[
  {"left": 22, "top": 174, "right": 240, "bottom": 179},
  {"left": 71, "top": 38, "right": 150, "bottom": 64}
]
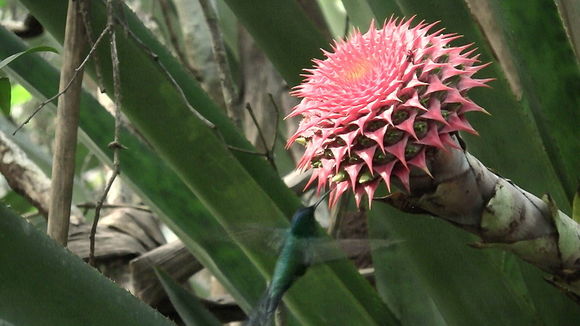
[
  {"left": 219, "top": 1, "right": 577, "bottom": 321},
  {"left": 558, "top": 0, "right": 580, "bottom": 60},
  {"left": 365, "top": 0, "right": 402, "bottom": 21},
  {"left": 370, "top": 205, "right": 541, "bottom": 326},
  {"left": 369, "top": 213, "right": 446, "bottom": 326},
  {"left": 486, "top": 0, "right": 580, "bottom": 200},
  {"left": 154, "top": 268, "right": 221, "bottom": 326},
  {"left": 0, "top": 115, "right": 90, "bottom": 203},
  {"left": 392, "top": 1, "right": 579, "bottom": 323},
  {"left": 0, "top": 46, "right": 57, "bottom": 70},
  {"left": 0, "top": 115, "right": 51, "bottom": 174},
  {"left": 573, "top": 188, "right": 580, "bottom": 224},
  {"left": 0, "top": 191, "right": 35, "bottom": 216},
  {"left": 395, "top": 0, "right": 570, "bottom": 210},
  {"left": 317, "top": 0, "right": 348, "bottom": 39},
  {"left": 3, "top": 4, "right": 397, "bottom": 325},
  {"left": 10, "top": 83, "right": 32, "bottom": 106},
  {"left": 0, "top": 204, "right": 175, "bottom": 326},
  {"left": 0, "top": 77, "right": 10, "bottom": 115},
  {"left": 0, "top": 23, "right": 263, "bottom": 316},
  {"left": 341, "top": 0, "right": 375, "bottom": 30},
  {"left": 221, "top": 0, "right": 329, "bottom": 86},
  {"left": 155, "top": 268, "right": 222, "bottom": 326}
]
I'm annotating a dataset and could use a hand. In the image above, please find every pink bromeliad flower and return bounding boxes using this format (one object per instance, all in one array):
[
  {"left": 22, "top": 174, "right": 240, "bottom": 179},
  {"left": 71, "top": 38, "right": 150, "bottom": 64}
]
[{"left": 287, "top": 17, "right": 492, "bottom": 207}]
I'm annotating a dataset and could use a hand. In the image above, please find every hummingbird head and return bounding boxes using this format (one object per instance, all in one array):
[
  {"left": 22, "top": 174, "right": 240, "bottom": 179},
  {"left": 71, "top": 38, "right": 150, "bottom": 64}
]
[
  {"left": 289, "top": 206, "right": 317, "bottom": 238},
  {"left": 289, "top": 191, "right": 329, "bottom": 237}
]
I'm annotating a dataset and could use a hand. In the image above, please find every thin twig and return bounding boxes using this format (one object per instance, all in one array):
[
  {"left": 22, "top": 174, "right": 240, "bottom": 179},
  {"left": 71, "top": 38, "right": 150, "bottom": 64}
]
[
  {"left": 80, "top": 0, "right": 105, "bottom": 92},
  {"left": 89, "top": 0, "right": 124, "bottom": 267},
  {"left": 227, "top": 145, "right": 266, "bottom": 155},
  {"left": 268, "top": 93, "right": 280, "bottom": 156},
  {"left": 116, "top": 18, "right": 216, "bottom": 130},
  {"left": 13, "top": 25, "right": 110, "bottom": 135},
  {"left": 245, "top": 103, "right": 269, "bottom": 154},
  {"left": 230, "top": 102, "right": 277, "bottom": 171},
  {"left": 77, "top": 202, "right": 151, "bottom": 212},
  {"left": 158, "top": 0, "right": 203, "bottom": 82},
  {"left": 198, "top": 0, "right": 241, "bottom": 128}
]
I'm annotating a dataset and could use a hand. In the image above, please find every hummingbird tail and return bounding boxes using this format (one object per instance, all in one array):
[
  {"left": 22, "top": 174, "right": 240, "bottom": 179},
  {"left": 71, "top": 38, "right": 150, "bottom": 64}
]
[{"left": 245, "top": 286, "right": 283, "bottom": 326}]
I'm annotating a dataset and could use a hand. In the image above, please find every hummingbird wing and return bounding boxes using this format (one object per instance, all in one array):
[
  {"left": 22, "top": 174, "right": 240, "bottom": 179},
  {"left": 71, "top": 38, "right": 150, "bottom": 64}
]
[
  {"left": 302, "top": 238, "right": 402, "bottom": 266},
  {"left": 226, "top": 225, "right": 290, "bottom": 254}
]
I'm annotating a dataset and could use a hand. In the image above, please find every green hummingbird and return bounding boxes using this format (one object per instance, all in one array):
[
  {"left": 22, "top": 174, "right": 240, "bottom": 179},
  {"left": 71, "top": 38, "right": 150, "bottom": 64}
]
[
  {"left": 245, "top": 195, "right": 397, "bottom": 326},
  {"left": 246, "top": 203, "right": 319, "bottom": 326}
]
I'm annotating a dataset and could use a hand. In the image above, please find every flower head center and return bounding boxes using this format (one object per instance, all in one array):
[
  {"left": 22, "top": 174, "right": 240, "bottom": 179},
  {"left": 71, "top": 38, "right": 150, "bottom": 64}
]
[{"left": 341, "top": 59, "right": 372, "bottom": 83}]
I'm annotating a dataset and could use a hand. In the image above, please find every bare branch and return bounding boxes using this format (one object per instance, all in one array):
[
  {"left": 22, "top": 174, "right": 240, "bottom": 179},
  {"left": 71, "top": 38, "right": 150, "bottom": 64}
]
[
  {"left": 130, "top": 240, "right": 202, "bottom": 305},
  {"left": 0, "top": 127, "right": 85, "bottom": 224},
  {"left": 0, "top": 131, "right": 48, "bottom": 218},
  {"left": 77, "top": 202, "right": 150, "bottom": 213}
]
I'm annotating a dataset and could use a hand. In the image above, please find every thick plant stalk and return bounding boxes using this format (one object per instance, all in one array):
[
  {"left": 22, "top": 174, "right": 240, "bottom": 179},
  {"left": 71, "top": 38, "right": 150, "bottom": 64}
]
[
  {"left": 47, "top": 0, "right": 87, "bottom": 245},
  {"left": 379, "top": 137, "right": 580, "bottom": 299}
]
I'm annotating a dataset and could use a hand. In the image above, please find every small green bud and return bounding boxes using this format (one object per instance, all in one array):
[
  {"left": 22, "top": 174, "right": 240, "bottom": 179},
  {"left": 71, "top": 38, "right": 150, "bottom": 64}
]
[
  {"left": 357, "top": 135, "right": 375, "bottom": 147},
  {"left": 373, "top": 151, "right": 396, "bottom": 164},
  {"left": 331, "top": 170, "right": 347, "bottom": 183},
  {"left": 441, "top": 109, "right": 451, "bottom": 120},
  {"left": 444, "top": 103, "right": 461, "bottom": 112},
  {"left": 323, "top": 149, "right": 334, "bottom": 159},
  {"left": 335, "top": 138, "right": 346, "bottom": 146},
  {"left": 393, "top": 110, "right": 409, "bottom": 124},
  {"left": 414, "top": 120, "right": 428, "bottom": 138},
  {"left": 385, "top": 129, "right": 404, "bottom": 145},
  {"left": 447, "top": 75, "right": 461, "bottom": 86},
  {"left": 366, "top": 119, "right": 386, "bottom": 132},
  {"left": 437, "top": 54, "right": 449, "bottom": 63},
  {"left": 295, "top": 137, "right": 308, "bottom": 146},
  {"left": 348, "top": 155, "right": 361, "bottom": 164},
  {"left": 405, "top": 143, "right": 422, "bottom": 159},
  {"left": 358, "top": 170, "right": 374, "bottom": 184},
  {"left": 311, "top": 160, "right": 322, "bottom": 168},
  {"left": 417, "top": 85, "right": 427, "bottom": 95}
]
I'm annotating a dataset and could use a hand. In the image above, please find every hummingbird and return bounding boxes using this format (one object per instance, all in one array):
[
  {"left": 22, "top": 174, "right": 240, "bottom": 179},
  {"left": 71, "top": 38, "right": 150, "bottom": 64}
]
[
  {"left": 245, "top": 194, "right": 398, "bottom": 326},
  {"left": 246, "top": 195, "right": 325, "bottom": 326}
]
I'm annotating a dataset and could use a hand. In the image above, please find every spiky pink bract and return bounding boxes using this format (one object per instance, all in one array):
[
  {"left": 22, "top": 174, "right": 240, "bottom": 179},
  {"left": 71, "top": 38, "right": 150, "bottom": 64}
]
[{"left": 287, "top": 17, "right": 492, "bottom": 208}]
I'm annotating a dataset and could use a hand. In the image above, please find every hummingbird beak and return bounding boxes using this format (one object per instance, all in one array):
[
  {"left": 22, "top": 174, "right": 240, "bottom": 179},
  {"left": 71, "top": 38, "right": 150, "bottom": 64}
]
[{"left": 313, "top": 189, "right": 332, "bottom": 209}]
